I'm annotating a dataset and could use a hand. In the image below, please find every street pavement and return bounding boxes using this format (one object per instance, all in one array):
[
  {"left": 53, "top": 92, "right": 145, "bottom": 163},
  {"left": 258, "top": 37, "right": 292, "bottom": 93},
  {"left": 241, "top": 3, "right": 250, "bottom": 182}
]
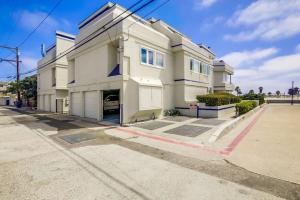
[{"left": 0, "top": 106, "right": 298, "bottom": 199}]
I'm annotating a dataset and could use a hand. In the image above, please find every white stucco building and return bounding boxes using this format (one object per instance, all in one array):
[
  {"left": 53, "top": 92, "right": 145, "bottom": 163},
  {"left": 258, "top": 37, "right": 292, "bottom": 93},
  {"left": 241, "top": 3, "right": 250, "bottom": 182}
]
[
  {"left": 37, "top": 31, "right": 75, "bottom": 113},
  {"left": 37, "top": 2, "right": 234, "bottom": 124}
]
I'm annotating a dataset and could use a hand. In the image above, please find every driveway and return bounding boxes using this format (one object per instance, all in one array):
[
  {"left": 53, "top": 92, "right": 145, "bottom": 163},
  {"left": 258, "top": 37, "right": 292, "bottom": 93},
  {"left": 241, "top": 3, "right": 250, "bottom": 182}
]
[
  {"left": 0, "top": 106, "right": 299, "bottom": 200},
  {"left": 225, "top": 104, "right": 300, "bottom": 184}
]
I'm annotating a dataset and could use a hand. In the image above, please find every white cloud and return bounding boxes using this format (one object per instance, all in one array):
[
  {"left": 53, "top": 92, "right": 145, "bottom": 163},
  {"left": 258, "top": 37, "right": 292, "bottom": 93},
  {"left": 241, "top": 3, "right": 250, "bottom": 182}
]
[
  {"left": 16, "top": 10, "right": 71, "bottom": 34},
  {"left": 296, "top": 44, "right": 300, "bottom": 52},
  {"left": 18, "top": 10, "right": 58, "bottom": 32},
  {"left": 225, "top": 0, "right": 300, "bottom": 41},
  {"left": 232, "top": 51, "right": 300, "bottom": 93},
  {"left": 22, "top": 56, "right": 38, "bottom": 71},
  {"left": 195, "top": 0, "right": 218, "bottom": 8},
  {"left": 220, "top": 47, "right": 278, "bottom": 68}
]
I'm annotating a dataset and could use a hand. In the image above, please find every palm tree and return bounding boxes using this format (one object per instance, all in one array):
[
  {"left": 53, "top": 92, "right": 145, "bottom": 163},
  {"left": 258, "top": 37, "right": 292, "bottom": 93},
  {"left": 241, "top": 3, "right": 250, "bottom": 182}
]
[
  {"left": 258, "top": 86, "right": 263, "bottom": 94},
  {"left": 235, "top": 86, "right": 241, "bottom": 96},
  {"left": 276, "top": 90, "right": 280, "bottom": 96}
]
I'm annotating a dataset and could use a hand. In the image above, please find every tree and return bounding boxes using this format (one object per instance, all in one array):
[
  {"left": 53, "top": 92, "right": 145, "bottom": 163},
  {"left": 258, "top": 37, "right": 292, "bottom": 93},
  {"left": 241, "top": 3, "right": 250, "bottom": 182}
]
[
  {"left": 276, "top": 90, "right": 280, "bottom": 96},
  {"left": 267, "top": 92, "right": 272, "bottom": 96},
  {"left": 258, "top": 86, "right": 263, "bottom": 94},
  {"left": 288, "top": 87, "right": 299, "bottom": 95},
  {"left": 235, "top": 86, "right": 241, "bottom": 96},
  {"left": 249, "top": 89, "right": 254, "bottom": 94},
  {"left": 7, "top": 75, "right": 37, "bottom": 106}
]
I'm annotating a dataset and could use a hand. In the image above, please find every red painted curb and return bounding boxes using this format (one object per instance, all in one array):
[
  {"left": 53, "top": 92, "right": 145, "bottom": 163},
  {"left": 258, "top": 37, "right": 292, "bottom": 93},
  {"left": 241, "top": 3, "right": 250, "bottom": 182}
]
[
  {"left": 220, "top": 107, "right": 267, "bottom": 156},
  {"left": 117, "top": 127, "right": 219, "bottom": 154}
]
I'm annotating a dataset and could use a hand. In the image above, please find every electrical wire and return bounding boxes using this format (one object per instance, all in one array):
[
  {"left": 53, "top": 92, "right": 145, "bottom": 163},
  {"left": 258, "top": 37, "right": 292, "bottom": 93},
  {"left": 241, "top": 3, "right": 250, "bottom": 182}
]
[
  {"left": 4, "top": 0, "right": 157, "bottom": 78},
  {"left": 1, "top": 0, "right": 64, "bottom": 59}
]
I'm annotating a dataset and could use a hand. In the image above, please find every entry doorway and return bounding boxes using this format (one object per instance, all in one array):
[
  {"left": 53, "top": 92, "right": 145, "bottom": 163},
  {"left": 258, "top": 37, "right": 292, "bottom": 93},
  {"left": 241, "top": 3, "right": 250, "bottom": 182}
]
[{"left": 102, "top": 89, "right": 120, "bottom": 124}]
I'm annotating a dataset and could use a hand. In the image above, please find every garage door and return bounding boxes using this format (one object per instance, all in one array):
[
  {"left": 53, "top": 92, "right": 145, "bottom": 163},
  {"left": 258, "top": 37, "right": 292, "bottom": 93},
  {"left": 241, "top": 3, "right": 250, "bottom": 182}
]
[
  {"left": 71, "top": 92, "right": 81, "bottom": 116},
  {"left": 39, "top": 95, "right": 44, "bottom": 110},
  {"left": 44, "top": 95, "right": 50, "bottom": 111},
  {"left": 50, "top": 95, "right": 56, "bottom": 112},
  {"left": 84, "top": 91, "right": 98, "bottom": 119}
]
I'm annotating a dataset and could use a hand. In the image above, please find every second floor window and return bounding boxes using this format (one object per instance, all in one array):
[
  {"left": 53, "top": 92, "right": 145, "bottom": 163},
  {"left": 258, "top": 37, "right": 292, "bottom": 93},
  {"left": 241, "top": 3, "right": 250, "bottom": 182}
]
[
  {"left": 141, "top": 47, "right": 165, "bottom": 68},
  {"left": 190, "top": 58, "right": 211, "bottom": 76}
]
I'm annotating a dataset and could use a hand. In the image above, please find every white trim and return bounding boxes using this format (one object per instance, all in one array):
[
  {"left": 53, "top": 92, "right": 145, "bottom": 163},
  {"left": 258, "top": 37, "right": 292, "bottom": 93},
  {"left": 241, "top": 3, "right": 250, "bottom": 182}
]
[{"left": 140, "top": 46, "right": 165, "bottom": 69}]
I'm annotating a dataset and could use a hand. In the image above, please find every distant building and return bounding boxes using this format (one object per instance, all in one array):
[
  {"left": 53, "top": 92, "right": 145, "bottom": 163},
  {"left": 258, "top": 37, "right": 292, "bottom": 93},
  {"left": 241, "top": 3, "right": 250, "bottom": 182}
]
[{"left": 0, "top": 82, "right": 8, "bottom": 95}]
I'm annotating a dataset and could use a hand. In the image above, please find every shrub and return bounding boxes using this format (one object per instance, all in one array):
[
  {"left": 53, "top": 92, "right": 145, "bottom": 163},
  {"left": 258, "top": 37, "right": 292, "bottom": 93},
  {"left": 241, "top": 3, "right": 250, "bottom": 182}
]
[
  {"left": 164, "top": 109, "right": 180, "bottom": 116},
  {"left": 236, "top": 100, "right": 257, "bottom": 115},
  {"left": 196, "top": 93, "right": 241, "bottom": 106},
  {"left": 242, "top": 93, "right": 265, "bottom": 105}
]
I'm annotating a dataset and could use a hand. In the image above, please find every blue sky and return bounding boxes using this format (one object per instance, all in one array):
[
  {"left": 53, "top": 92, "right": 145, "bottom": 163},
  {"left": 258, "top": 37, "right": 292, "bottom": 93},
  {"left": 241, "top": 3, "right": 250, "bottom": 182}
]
[{"left": 0, "top": 0, "right": 300, "bottom": 93}]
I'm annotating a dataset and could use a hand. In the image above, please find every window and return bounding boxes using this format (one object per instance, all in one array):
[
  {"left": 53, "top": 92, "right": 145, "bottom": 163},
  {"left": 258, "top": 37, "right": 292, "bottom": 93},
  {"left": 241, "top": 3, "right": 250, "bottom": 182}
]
[
  {"left": 141, "top": 48, "right": 147, "bottom": 64},
  {"left": 194, "top": 60, "right": 200, "bottom": 73},
  {"left": 156, "top": 52, "right": 164, "bottom": 67},
  {"left": 223, "top": 73, "right": 228, "bottom": 82},
  {"left": 190, "top": 58, "right": 211, "bottom": 76},
  {"left": 52, "top": 68, "right": 56, "bottom": 86},
  {"left": 148, "top": 50, "right": 154, "bottom": 65},
  {"left": 190, "top": 59, "right": 193, "bottom": 71},
  {"left": 140, "top": 47, "right": 165, "bottom": 68}
]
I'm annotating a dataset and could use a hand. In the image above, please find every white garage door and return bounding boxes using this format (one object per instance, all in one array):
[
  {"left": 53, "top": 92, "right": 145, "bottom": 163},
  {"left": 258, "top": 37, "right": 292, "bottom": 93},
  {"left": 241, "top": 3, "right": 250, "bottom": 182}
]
[
  {"left": 84, "top": 91, "right": 98, "bottom": 119},
  {"left": 50, "top": 95, "right": 56, "bottom": 112},
  {"left": 44, "top": 95, "right": 50, "bottom": 111},
  {"left": 39, "top": 95, "right": 44, "bottom": 110},
  {"left": 71, "top": 92, "right": 81, "bottom": 116},
  {"left": 139, "top": 86, "right": 162, "bottom": 110}
]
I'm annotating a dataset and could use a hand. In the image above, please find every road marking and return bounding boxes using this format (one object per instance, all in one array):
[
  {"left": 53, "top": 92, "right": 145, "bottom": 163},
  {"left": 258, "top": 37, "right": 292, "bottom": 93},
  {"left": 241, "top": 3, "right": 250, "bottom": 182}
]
[
  {"left": 220, "top": 106, "right": 267, "bottom": 156},
  {"left": 116, "top": 127, "right": 219, "bottom": 154}
]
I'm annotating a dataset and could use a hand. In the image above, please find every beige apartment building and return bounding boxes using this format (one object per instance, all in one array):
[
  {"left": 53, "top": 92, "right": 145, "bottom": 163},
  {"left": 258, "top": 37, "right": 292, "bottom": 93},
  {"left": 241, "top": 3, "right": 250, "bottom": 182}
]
[
  {"left": 37, "top": 2, "right": 234, "bottom": 124},
  {"left": 37, "top": 31, "right": 75, "bottom": 113}
]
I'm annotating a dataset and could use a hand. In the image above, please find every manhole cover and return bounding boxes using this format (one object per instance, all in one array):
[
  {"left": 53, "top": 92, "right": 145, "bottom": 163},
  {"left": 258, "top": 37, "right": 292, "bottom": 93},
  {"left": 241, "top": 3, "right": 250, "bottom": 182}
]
[
  {"left": 59, "top": 133, "right": 96, "bottom": 144},
  {"left": 165, "top": 125, "right": 211, "bottom": 137}
]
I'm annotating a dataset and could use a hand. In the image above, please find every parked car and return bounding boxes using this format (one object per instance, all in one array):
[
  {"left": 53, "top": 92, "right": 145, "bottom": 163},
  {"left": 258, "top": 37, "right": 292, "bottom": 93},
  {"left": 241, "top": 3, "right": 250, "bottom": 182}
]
[{"left": 103, "top": 95, "right": 119, "bottom": 112}]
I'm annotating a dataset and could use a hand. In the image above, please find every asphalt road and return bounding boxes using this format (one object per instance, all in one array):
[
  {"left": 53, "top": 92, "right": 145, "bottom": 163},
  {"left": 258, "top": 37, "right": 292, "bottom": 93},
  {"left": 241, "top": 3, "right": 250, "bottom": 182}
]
[{"left": 0, "top": 106, "right": 299, "bottom": 200}]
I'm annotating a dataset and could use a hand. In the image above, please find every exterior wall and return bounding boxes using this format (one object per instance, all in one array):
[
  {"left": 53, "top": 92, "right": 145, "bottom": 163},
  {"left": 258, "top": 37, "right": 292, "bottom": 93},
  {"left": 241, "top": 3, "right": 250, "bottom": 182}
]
[
  {"left": 64, "top": 4, "right": 234, "bottom": 123},
  {"left": 37, "top": 32, "right": 75, "bottom": 112}
]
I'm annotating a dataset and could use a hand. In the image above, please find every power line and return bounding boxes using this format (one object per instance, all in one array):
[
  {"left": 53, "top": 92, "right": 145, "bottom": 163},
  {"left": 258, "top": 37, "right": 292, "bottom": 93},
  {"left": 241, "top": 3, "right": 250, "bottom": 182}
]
[
  {"left": 35, "top": 0, "right": 155, "bottom": 71},
  {"left": 1, "top": 0, "right": 64, "bottom": 59},
  {"left": 124, "top": 0, "right": 171, "bottom": 40},
  {"left": 17, "top": 0, "right": 64, "bottom": 48},
  {"left": 5, "top": 0, "right": 159, "bottom": 78}
]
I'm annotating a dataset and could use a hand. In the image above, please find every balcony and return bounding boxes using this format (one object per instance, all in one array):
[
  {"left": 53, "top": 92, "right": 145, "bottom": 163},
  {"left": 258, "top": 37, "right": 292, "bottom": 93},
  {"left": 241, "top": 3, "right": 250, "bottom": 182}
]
[{"left": 214, "top": 82, "right": 235, "bottom": 92}]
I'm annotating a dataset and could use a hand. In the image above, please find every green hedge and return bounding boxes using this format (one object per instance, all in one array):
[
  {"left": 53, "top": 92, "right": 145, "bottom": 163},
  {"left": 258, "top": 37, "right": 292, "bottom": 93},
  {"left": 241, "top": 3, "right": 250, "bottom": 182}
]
[
  {"left": 196, "top": 93, "right": 241, "bottom": 106},
  {"left": 242, "top": 93, "right": 265, "bottom": 105},
  {"left": 236, "top": 100, "right": 257, "bottom": 115}
]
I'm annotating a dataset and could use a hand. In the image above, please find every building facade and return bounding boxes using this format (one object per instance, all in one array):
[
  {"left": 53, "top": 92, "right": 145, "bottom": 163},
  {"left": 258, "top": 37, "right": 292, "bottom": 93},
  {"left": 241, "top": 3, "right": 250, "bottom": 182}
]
[
  {"left": 37, "top": 31, "right": 75, "bottom": 113},
  {"left": 37, "top": 2, "right": 234, "bottom": 124}
]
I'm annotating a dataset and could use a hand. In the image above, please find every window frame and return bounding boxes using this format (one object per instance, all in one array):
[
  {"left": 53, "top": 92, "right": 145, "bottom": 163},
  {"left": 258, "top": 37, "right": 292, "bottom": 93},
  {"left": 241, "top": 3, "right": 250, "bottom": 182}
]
[
  {"left": 140, "top": 46, "right": 165, "bottom": 69},
  {"left": 189, "top": 57, "right": 210, "bottom": 76}
]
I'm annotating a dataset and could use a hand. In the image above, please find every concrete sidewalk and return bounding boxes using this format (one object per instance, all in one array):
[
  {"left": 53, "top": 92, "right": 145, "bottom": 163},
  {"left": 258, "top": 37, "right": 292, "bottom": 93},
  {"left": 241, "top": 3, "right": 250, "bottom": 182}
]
[
  {"left": 0, "top": 106, "right": 288, "bottom": 200},
  {"left": 226, "top": 104, "right": 300, "bottom": 184}
]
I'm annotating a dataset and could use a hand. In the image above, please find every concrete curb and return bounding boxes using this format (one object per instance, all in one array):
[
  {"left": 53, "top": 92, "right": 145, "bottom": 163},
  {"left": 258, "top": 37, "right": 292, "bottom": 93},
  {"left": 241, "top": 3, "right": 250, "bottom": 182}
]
[{"left": 208, "top": 104, "right": 266, "bottom": 143}]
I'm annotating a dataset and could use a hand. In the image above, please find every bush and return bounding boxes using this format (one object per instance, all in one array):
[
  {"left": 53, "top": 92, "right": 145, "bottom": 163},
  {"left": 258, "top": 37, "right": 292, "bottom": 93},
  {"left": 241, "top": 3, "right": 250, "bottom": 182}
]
[
  {"left": 236, "top": 100, "right": 257, "bottom": 115},
  {"left": 242, "top": 93, "right": 265, "bottom": 105},
  {"left": 196, "top": 93, "right": 241, "bottom": 106},
  {"left": 164, "top": 109, "right": 180, "bottom": 116}
]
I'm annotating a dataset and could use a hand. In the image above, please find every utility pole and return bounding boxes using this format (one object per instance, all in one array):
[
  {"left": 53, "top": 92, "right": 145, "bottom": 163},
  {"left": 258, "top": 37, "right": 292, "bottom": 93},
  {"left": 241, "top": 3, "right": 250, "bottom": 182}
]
[
  {"left": 291, "top": 81, "right": 294, "bottom": 105},
  {"left": 0, "top": 45, "right": 22, "bottom": 107}
]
